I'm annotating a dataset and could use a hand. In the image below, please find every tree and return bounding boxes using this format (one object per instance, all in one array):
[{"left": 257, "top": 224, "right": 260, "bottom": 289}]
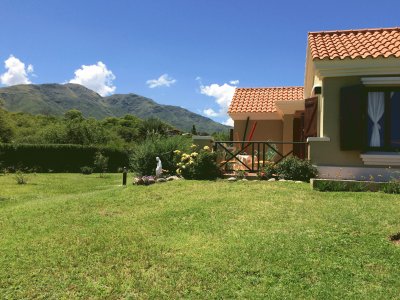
[
  {"left": 191, "top": 125, "right": 197, "bottom": 135},
  {"left": 0, "top": 110, "right": 14, "bottom": 143},
  {"left": 138, "top": 117, "right": 171, "bottom": 140},
  {"left": 94, "top": 151, "right": 109, "bottom": 177},
  {"left": 64, "top": 109, "right": 84, "bottom": 121}
]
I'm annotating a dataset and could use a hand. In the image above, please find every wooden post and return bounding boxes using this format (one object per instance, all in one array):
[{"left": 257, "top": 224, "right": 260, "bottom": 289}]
[{"left": 123, "top": 167, "right": 127, "bottom": 186}]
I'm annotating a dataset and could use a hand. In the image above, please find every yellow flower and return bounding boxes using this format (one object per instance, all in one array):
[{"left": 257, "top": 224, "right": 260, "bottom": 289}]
[
  {"left": 203, "top": 146, "right": 210, "bottom": 151},
  {"left": 173, "top": 150, "right": 181, "bottom": 155},
  {"left": 181, "top": 154, "right": 190, "bottom": 161},
  {"left": 190, "top": 152, "right": 198, "bottom": 157},
  {"left": 190, "top": 144, "right": 197, "bottom": 149}
]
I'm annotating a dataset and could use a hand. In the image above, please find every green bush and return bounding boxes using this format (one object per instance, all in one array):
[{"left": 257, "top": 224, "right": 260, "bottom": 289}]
[
  {"left": 94, "top": 151, "right": 109, "bottom": 177},
  {"left": 15, "top": 171, "right": 28, "bottom": 184},
  {"left": 130, "top": 136, "right": 191, "bottom": 176},
  {"left": 176, "top": 146, "right": 221, "bottom": 180},
  {"left": 383, "top": 180, "right": 400, "bottom": 194},
  {"left": 314, "top": 180, "right": 369, "bottom": 192},
  {"left": 258, "top": 161, "right": 276, "bottom": 179},
  {"left": 274, "top": 156, "right": 317, "bottom": 182},
  {"left": 80, "top": 166, "right": 94, "bottom": 175},
  {"left": 0, "top": 143, "right": 129, "bottom": 172}
]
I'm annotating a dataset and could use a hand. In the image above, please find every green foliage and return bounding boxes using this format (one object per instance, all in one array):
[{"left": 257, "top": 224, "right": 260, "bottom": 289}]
[
  {"left": 14, "top": 170, "right": 28, "bottom": 184},
  {"left": 94, "top": 151, "right": 109, "bottom": 177},
  {"left": 0, "top": 110, "right": 14, "bottom": 143},
  {"left": 0, "top": 143, "right": 128, "bottom": 172},
  {"left": 64, "top": 109, "right": 84, "bottom": 121},
  {"left": 275, "top": 156, "right": 317, "bottom": 182},
  {"left": 212, "top": 130, "right": 230, "bottom": 141},
  {"left": 0, "top": 108, "right": 143, "bottom": 147},
  {"left": 235, "top": 169, "right": 246, "bottom": 180},
  {"left": 80, "top": 166, "right": 93, "bottom": 175},
  {"left": 258, "top": 161, "right": 276, "bottom": 179},
  {"left": 191, "top": 124, "right": 197, "bottom": 135},
  {"left": 64, "top": 118, "right": 109, "bottom": 145},
  {"left": 314, "top": 180, "right": 369, "bottom": 192},
  {"left": 175, "top": 147, "right": 221, "bottom": 180},
  {"left": 130, "top": 136, "right": 191, "bottom": 176},
  {"left": 138, "top": 117, "right": 172, "bottom": 139},
  {"left": 383, "top": 180, "right": 400, "bottom": 194}
]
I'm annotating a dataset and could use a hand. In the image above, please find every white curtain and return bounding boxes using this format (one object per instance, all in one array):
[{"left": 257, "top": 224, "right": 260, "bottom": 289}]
[{"left": 368, "top": 92, "right": 385, "bottom": 147}]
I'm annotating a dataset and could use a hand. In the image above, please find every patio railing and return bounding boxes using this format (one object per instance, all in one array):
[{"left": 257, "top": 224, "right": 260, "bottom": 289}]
[{"left": 213, "top": 141, "right": 308, "bottom": 173}]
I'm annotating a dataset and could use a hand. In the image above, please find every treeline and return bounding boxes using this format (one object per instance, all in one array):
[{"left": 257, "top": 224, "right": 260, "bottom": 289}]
[
  {"left": 0, "top": 108, "right": 176, "bottom": 148},
  {"left": 0, "top": 106, "right": 230, "bottom": 173}
]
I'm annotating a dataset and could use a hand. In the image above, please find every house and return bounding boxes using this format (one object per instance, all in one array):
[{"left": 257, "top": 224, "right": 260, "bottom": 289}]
[
  {"left": 228, "top": 27, "right": 400, "bottom": 181},
  {"left": 228, "top": 87, "right": 305, "bottom": 158}
]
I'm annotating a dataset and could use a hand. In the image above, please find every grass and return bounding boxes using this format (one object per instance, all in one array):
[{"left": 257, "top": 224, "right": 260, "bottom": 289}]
[{"left": 1, "top": 174, "right": 400, "bottom": 299}]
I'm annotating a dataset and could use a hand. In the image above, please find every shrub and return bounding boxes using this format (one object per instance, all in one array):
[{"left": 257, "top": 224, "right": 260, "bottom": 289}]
[
  {"left": 258, "top": 161, "right": 276, "bottom": 180},
  {"left": 274, "top": 156, "right": 317, "bottom": 182},
  {"left": 235, "top": 170, "right": 246, "bottom": 180},
  {"left": 80, "top": 166, "right": 93, "bottom": 175},
  {"left": 15, "top": 171, "right": 28, "bottom": 184},
  {"left": 94, "top": 152, "right": 109, "bottom": 177},
  {"left": 314, "top": 180, "right": 369, "bottom": 192},
  {"left": 383, "top": 180, "right": 400, "bottom": 194},
  {"left": 0, "top": 144, "right": 128, "bottom": 172},
  {"left": 175, "top": 146, "right": 221, "bottom": 180},
  {"left": 130, "top": 135, "right": 191, "bottom": 176}
]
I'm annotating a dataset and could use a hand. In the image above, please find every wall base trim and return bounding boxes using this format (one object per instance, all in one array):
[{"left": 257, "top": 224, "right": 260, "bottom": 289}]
[{"left": 360, "top": 152, "right": 400, "bottom": 166}]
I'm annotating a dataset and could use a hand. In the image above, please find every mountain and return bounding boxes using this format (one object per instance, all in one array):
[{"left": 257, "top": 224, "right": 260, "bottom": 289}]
[{"left": 0, "top": 83, "right": 230, "bottom": 133}]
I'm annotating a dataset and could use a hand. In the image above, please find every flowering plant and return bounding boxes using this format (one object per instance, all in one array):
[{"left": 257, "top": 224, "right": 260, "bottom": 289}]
[{"left": 174, "top": 145, "right": 220, "bottom": 180}]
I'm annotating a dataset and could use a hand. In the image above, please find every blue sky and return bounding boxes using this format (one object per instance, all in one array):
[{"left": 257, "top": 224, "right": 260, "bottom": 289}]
[{"left": 1, "top": 0, "right": 399, "bottom": 125}]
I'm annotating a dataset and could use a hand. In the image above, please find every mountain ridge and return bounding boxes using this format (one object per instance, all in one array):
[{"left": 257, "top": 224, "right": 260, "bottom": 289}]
[{"left": 0, "top": 83, "right": 230, "bottom": 133}]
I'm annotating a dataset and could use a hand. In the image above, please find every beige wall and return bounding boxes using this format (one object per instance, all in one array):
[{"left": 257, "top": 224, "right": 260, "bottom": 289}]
[
  {"left": 233, "top": 119, "right": 283, "bottom": 141},
  {"left": 282, "top": 115, "right": 294, "bottom": 155},
  {"left": 233, "top": 119, "right": 284, "bottom": 154},
  {"left": 310, "top": 76, "right": 364, "bottom": 166}
]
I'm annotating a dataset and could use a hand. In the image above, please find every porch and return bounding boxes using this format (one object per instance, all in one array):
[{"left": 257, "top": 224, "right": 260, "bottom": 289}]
[{"left": 214, "top": 140, "right": 308, "bottom": 174}]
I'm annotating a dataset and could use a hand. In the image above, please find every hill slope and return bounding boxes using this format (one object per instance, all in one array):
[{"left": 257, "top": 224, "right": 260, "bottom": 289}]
[
  {"left": 0, "top": 83, "right": 229, "bottom": 133},
  {"left": 101, "top": 94, "right": 227, "bottom": 133}
]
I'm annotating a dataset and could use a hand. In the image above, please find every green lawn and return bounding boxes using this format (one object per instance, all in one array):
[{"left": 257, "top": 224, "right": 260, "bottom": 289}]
[{"left": 1, "top": 174, "right": 400, "bottom": 299}]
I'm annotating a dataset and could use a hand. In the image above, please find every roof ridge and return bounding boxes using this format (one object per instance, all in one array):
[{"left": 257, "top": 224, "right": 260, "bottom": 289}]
[
  {"left": 308, "top": 26, "right": 400, "bottom": 35},
  {"left": 236, "top": 86, "right": 304, "bottom": 89}
]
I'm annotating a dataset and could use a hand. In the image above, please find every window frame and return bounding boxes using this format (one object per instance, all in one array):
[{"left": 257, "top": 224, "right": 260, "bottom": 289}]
[{"left": 366, "top": 87, "right": 400, "bottom": 151}]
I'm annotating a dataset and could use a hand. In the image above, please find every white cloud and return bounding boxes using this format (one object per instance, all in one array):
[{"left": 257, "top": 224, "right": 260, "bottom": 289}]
[
  {"left": 146, "top": 73, "right": 176, "bottom": 88},
  {"left": 229, "top": 80, "right": 239, "bottom": 85},
  {"left": 203, "top": 108, "right": 218, "bottom": 117},
  {"left": 69, "top": 61, "right": 116, "bottom": 96},
  {"left": 0, "top": 55, "right": 34, "bottom": 86},
  {"left": 27, "top": 64, "right": 34, "bottom": 73},
  {"left": 223, "top": 117, "right": 234, "bottom": 126},
  {"left": 200, "top": 81, "right": 238, "bottom": 119}
]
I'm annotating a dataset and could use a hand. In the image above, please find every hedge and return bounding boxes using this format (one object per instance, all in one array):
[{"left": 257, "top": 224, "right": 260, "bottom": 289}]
[{"left": 0, "top": 143, "right": 130, "bottom": 172}]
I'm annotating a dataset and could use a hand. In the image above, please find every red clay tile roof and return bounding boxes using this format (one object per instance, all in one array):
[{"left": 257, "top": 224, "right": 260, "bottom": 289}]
[
  {"left": 308, "top": 27, "right": 400, "bottom": 60},
  {"left": 228, "top": 87, "right": 304, "bottom": 113}
]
